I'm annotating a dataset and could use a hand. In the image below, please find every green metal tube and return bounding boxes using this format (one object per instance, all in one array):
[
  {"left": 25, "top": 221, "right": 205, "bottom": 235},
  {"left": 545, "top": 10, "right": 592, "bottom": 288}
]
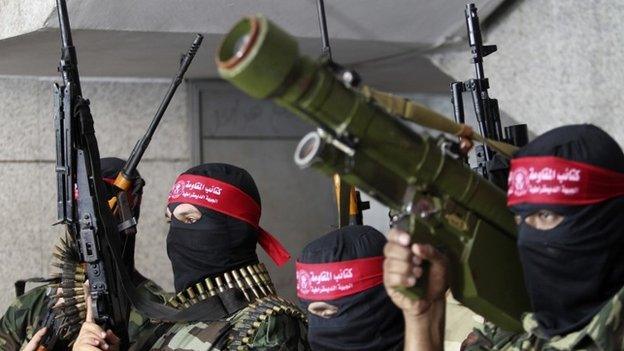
[{"left": 217, "top": 15, "right": 530, "bottom": 331}]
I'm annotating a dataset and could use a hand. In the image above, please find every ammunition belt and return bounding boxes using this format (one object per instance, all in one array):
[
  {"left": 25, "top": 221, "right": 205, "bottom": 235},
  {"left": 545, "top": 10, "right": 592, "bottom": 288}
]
[
  {"left": 44, "top": 233, "right": 86, "bottom": 342},
  {"left": 167, "top": 263, "right": 277, "bottom": 309},
  {"left": 226, "top": 296, "right": 307, "bottom": 351}
]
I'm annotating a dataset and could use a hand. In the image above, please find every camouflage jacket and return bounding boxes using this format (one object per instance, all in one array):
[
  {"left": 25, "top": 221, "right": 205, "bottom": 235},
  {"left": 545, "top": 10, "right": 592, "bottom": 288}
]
[
  {"left": 463, "top": 285, "right": 624, "bottom": 351},
  {"left": 0, "top": 277, "right": 169, "bottom": 351},
  {"left": 136, "top": 296, "right": 309, "bottom": 351}
]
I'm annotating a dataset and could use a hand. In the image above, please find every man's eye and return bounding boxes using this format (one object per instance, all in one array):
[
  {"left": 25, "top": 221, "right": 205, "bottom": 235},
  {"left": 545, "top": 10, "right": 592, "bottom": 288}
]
[
  {"left": 187, "top": 217, "right": 197, "bottom": 224},
  {"left": 538, "top": 210, "right": 554, "bottom": 220}
]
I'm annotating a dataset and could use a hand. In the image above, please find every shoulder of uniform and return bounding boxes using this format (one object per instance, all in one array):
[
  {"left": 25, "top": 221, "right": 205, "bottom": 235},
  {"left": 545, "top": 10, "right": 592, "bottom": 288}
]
[
  {"left": 574, "top": 285, "right": 624, "bottom": 350},
  {"left": 7, "top": 284, "right": 50, "bottom": 311},
  {"left": 227, "top": 295, "right": 307, "bottom": 350}
]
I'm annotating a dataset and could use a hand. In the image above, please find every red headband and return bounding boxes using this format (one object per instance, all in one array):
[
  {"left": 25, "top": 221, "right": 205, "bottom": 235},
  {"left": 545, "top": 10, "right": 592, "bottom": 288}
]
[
  {"left": 296, "top": 256, "right": 384, "bottom": 300},
  {"left": 507, "top": 156, "right": 624, "bottom": 206},
  {"left": 168, "top": 174, "right": 290, "bottom": 266}
]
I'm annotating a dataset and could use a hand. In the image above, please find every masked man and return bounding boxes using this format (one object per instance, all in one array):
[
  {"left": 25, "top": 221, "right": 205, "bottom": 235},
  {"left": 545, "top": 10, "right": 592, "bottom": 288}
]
[
  {"left": 74, "top": 163, "right": 309, "bottom": 351},
  {"left": 0, "top": 157, "right": 169, "bottom": 351},
  {"left": 384, "top": 124, "right": 624, "bottom": 350},
  {"left": 296, "top": 225, "right": 404, "bottom": 351}
]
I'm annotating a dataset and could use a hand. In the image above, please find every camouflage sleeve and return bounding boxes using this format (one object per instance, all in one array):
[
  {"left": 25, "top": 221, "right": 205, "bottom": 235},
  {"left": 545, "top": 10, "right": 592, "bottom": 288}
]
[
  {"left": 247, "top": 314, "right": 309, "bottom": 351},
  {"left": 0, "top": 285, "right": 50, "bottom": 351},
  {"left": 461, "top": 322, "right": 521, "bottom": 351},
  {"left": 127, "top": 278, "right": 172, "bottom": 345}
]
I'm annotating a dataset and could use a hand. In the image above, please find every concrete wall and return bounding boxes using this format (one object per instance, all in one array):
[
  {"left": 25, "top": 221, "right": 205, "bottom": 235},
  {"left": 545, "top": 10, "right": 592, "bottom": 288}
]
[
  {"left": 191, "top": 80, "right": 337, "bottom": 300},
  {"left": 0, "top": 76, "right": 189, "bottom": 310},
  {"left": 430, "top": 0, "right": 624, "bottom": 144}
]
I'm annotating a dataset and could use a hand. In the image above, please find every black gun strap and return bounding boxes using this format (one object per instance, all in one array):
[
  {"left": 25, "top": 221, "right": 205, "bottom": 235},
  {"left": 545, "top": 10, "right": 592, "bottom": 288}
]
[{"left": 14, "top": 277, "right": 59, "bottom": 297}]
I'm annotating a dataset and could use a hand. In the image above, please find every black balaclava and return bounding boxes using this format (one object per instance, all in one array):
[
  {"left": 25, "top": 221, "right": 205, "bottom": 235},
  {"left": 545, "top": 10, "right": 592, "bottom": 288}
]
[
  {"left": 298, "top": 225, "right": 404, "bottom": 351},
  {"left": 167, "top": 163, "right": 260, "bottom": 292},
  {"left": 100, "top": 157, "right": 144, "bottom": 271},
  {"left": 509, "top": 124, "right": 624, "bottom": 337}
]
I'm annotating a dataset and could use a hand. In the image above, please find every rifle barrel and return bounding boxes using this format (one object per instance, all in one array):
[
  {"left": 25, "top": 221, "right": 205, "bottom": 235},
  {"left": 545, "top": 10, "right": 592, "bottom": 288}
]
[
  {"left": 56, "top": 0, "right": 82, "bottom": 95},
  {"left": 316, "top": 0, "right": 332, "bottom": 60},
  {"left": 466, "top": 3, "right": 485, "bottom": 80},
  {"left": 121, "top": 34, "right": 203, "bottom": 178}
]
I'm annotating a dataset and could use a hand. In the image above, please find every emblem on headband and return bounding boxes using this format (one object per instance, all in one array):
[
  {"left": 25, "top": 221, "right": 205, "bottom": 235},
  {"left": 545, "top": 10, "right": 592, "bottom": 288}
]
[
  {"left": 296, "top": 270, "right": 311, "bottom": 295},
  {"left": 170, "top": 180, "right": 186, "bottom": 198},
  {"left": 508, "top": 167, "right": 529, "bottom": 197}
]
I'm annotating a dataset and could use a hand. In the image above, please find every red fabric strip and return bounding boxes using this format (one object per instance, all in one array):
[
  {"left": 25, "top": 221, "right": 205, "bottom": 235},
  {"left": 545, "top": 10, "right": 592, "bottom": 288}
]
[
  {"left": 168, "top": 174, "right": 290, "bottom": 266},
  {"left": 296, "top": 256, "right": 384, "bottom": 300},
  {"left": 508, "top": 156, "right": 624, "bottom": 206}
]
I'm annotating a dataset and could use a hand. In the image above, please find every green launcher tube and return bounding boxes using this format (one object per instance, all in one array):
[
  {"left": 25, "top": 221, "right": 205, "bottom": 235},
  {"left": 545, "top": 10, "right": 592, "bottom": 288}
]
[{"left": 217, "top": 15, "right": 530, "bottom": 332}]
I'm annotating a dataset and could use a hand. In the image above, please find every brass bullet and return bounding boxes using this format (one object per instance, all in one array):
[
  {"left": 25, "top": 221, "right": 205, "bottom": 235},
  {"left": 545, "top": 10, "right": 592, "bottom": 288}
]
[
  {"left": 240, "top": 268, "right": 260, "bottom": 299},
  {"left": 205, "top": 278, "right": 217, "bottom": 297},
  {"left": 231, "top": 271, "right": 251, "bottom": 301},
  {"left": 224, "top": 272, "right": 235, "bottom": 289},
  {"left": 195, "top": 282, "right": 208, "bottom": 301},
  {"left": 186, "top": 287, "right": 198, "bottom": 305},
  {"left": 215, "top": 277, "right": 226, "bottom": 293},
  {"left": 246, "top": 266, "right": 267, "bottom": 296}
]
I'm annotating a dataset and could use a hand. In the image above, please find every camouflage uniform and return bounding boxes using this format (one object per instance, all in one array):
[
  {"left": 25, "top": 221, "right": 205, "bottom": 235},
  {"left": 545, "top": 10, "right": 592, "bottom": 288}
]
[
  {"left": 141, "top": 297, "right": 308, "bottom": 351},
  {"left": 0, "top": 278, "right": 170, "bottom": 351},
  {"left": 131, "top": 264, "right": 309, "bottom": 351},
  {"left": 463, "top": 285, "right": 624, "bottom": 351}
]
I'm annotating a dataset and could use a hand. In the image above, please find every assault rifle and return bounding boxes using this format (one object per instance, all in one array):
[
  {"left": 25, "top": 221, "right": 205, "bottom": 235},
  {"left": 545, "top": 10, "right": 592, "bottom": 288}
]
[
  {"left": 47, "top": 0, "right": 131, "bottom": 349},
  {"left": 41, "top": 1, "right": 203, "bottom": 349},
  {"left": 451, "top": 3, "right": 528, "bottom": 189}
]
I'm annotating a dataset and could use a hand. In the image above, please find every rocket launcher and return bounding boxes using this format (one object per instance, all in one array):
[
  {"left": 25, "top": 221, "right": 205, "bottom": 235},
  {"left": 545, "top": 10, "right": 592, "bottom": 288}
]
[{"left": 216, "top": 15, "right": 529, "bottom": 331}]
